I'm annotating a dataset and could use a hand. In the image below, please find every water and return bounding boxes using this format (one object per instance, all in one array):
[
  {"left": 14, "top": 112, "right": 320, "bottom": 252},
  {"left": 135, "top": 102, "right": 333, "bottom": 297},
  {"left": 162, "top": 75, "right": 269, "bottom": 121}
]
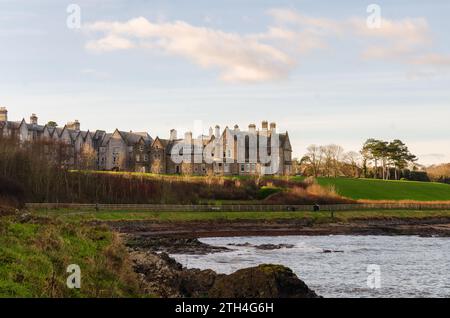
[{"left": 171, "top": 235, "right": 450, "bottom": 298}]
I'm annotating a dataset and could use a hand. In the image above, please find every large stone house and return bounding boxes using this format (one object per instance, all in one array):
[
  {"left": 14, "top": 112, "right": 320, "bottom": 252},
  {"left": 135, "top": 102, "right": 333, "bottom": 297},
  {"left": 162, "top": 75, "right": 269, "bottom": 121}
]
[{"left": 0, "top": 107, "right": 293, "bottom": 175}]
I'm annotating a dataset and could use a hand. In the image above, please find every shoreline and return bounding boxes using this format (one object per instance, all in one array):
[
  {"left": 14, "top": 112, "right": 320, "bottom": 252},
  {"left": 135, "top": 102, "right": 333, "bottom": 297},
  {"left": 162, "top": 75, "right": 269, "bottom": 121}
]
[{"left": 108, "top": 216, "right": 450, "bottom": 240}]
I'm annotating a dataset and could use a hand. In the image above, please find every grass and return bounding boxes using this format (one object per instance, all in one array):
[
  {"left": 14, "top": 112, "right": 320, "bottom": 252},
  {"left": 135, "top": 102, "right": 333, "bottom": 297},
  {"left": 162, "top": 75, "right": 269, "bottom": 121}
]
[
  {"left": 292, "top": 177, "right": 450, "bottom": 201},
  {"left": 70, "top": 171, "right": 450, "bottom": 202},
  {"left": 3, "top": 207, "right": 450, "bottom": 297},
  {"left": 0, "top": 213, "right": 142, "bottom": 298},
  {"left": 32, "top": 209, "right": 450, "bottom": 223}
]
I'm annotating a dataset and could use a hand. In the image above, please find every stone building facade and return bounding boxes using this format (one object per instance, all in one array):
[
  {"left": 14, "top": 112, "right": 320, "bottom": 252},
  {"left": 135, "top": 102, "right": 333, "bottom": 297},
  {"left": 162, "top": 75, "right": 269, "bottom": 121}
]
[{"left": 0, "top": 107, "right": 293, "bottom": 176}]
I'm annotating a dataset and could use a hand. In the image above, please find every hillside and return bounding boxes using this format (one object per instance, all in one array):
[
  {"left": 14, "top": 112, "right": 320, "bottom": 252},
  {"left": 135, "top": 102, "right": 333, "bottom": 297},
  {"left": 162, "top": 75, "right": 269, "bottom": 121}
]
[{"left": 312, "top": 177, "right": 450, "bottom": 201}]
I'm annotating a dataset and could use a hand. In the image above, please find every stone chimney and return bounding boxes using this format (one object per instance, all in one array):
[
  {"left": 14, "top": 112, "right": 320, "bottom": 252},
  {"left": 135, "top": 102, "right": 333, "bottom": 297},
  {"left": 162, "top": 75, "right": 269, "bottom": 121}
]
[
  {"left": 234, "top": 124, "right": 240, "bottom": 132},
  {"left": 30, "top": 113, "right": 38, "bottom": 125},
  {"left": 0, "top": 107, "right": 7, "bottom": 122},
  {"left": 184, "top": 131, "right": 193, "bottom": 143},
  {"left": 67, "top": 120, "right": 80, "bottom": 131},
  {"left": 262, "top": 120, "right": 268, "bottom": 131},
  {"left": 248, "top": 123, "right": 256, "bottom": 133},
  {"left": 215, "top": 125, "right": 220, "bottom": 138},
  {"left": 170, "top": 129, "right": 177, "bottom": 140},
  {"left": 270, "top": 122, "right": 277, "bottom": 133}
]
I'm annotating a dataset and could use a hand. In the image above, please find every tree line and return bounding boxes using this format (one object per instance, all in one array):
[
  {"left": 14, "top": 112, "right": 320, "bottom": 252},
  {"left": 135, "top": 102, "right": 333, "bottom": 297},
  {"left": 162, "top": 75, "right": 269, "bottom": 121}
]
[{"left": 295, "top": 138, "right": 424, "bottom": 181}]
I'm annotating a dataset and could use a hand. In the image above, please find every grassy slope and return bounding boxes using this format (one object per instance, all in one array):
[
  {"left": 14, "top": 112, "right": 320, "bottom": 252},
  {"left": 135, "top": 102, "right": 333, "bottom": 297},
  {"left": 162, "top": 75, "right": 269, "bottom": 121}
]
[
  {"left": 73, "top": 171, "right": 450, "bottom": 201},
  {"left": 0, "top": 214, "right": 141, "bottom": 298},
  {"left": 293, "top": 177, "right": 450, "bottom": 201}
]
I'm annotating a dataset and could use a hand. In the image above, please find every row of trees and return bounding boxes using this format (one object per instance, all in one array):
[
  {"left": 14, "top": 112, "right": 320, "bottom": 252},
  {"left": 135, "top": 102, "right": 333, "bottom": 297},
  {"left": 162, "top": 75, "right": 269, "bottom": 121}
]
[
  {"left": 361, "top": 139, "right": 417, "bottom": 180},
  {"left": 295, "top": 139, "right": 419, "bottom": 180}
]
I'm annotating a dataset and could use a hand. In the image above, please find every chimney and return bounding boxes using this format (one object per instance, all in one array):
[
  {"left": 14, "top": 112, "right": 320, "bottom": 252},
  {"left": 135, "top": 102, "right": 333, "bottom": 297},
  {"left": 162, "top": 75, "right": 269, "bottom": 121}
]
[
  {"left": 234, "top": 124, "right": 240, "bottom": 132},
  {"left": 184, "top": 131, "right": 193, "bottom": 143},
  {"left": 248, "top": 123, "right": 256, "bottom": 133},
  {"left": 270, "top": 122, "right": 276, "bottom": 133},
  {"left": 170, "top": 129, "right": 177, "bottom": 140},
  {"left": 0, "top": 107, "right": 7, "bottom": 122},
  {"left": 262, "top": 120, "right": 268, "bottom": 131},
  {"left": 30, "top": 113, "right": 38, "bottom": 125},
  {"left": 67, "top": 120, "right": 80, "bottom": 131},
  {"left": 215, "top": 125, "right": 220, "bottom": 138},
  {"left": 208, "top": 127, "right": 213, "bottom": 137}
]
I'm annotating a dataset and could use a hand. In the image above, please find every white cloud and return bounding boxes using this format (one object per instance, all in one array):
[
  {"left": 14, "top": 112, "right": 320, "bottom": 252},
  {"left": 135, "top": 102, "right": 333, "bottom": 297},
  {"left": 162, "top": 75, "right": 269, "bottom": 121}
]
[
  {"left": 411, "top": 53, "right": 450, "bottom": 66},
  {"left": 269, "top": 9, "right": 438, "bottom": 64},
  {"left": 82, "top": 9, "right": 449, "bottom": 82},
  {"left": 84, "top": 17, "right": 295, "bottom": 83},
  {"left": 85, "top": 34, "right": 135, "bottom": 51}
]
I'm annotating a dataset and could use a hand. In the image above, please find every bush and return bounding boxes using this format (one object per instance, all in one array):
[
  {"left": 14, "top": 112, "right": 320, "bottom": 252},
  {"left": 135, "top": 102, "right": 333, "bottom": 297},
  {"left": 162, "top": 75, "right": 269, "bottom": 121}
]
[
  {"left": 0, "top": 176, "right": 25, "bottom": 208},
  {"left": 264, "top": 184, "right": 354, "bottom": 205}
]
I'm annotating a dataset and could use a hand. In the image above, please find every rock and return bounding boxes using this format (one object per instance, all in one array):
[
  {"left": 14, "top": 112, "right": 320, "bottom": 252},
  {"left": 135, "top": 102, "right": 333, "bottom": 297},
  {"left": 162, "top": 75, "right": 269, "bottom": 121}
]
[
  {"left": 228, "top": 242, "right": 253, "bottom": 247},
  {"left": 208, "top": 265, "right": 319, "bottom": 298},
  {"left": 255, "top": 244, "right": 295, "bottom": 250},
  {"left": 127, "top": 236, "right": 230, "bottom": 255},
  {"left": 227, "top": 243, "right": 295, "bottom": 250},
  {"left": 322, "top": 249, "right": 344, "bottom": 253},
  {"left": 129, "top": 250, "right": 320, "bottom": 298}
]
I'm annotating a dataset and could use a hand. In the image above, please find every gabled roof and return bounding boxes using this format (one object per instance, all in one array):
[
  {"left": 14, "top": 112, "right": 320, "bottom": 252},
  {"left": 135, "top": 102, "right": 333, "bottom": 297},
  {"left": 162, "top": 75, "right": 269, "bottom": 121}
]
[
  {"left": 100, "top": 133, "right": 113, "bottom": 147},
  {"left": 26, "top": 123, "right": 45, "bottom": 132},
  {"left": 114, "top": 130, "right": 153, "bottom": 146}
]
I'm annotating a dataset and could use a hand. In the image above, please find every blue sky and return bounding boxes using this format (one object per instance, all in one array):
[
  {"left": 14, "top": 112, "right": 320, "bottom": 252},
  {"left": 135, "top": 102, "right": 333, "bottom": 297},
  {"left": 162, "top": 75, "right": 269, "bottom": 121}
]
[{"left": 1, "top": 0, "right": 449, "bottom": 164}]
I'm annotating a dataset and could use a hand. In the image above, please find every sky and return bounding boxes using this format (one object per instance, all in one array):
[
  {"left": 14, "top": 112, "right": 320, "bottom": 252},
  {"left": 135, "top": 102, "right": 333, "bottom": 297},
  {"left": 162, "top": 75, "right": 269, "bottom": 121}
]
[{"left": 1, "top": 0, "right": 449, "bottom": 165}]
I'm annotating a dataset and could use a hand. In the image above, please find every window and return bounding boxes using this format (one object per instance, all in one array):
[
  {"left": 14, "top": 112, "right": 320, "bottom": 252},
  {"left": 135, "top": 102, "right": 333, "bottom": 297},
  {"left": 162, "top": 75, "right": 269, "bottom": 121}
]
[
  {"left": 136, "top": 155, "right": 140, "bottom": 162},
  {"left": 246, "top": 164, "right": 250, "bottom": 172},
  {"left": 144, "top": 154, "right": 148, "bottom": 162},
  {"left": 240, "top": 164, "right": 245, "bottom": 172}
]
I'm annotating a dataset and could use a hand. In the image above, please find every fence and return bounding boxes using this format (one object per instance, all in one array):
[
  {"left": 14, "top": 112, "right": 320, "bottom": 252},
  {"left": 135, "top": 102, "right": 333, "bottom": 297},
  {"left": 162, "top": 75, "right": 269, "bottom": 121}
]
[{"left": 25, "top": 202, "right": 450, "bottom": 212}]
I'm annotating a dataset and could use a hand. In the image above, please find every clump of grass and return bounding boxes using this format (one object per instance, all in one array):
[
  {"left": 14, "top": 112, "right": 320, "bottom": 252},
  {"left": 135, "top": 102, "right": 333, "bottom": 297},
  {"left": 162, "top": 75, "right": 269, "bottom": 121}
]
[
  {"left": 265, "top": 183, "right": 354, "bottom": 205},
  {"left": 0, "top": 211, "right": 142, "bottom": 298}
]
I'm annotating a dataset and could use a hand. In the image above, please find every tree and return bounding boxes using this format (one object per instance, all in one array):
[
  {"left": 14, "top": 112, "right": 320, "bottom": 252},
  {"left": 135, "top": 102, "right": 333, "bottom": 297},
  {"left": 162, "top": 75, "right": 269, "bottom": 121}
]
[
  {"left": 343, "top": 151, "right": 362, "bottom": 178},
  {"left": 361, "top": 139, "right": 389, "bottom": 179},
  {"left": 302, "top": 145, "right": 323, "bottom": 177},
  {"left": 388, "top": 139, "right": 417, "bottom": 180},
  {"left": 47, "top": 121, "right": 58, "bottom": 128}
]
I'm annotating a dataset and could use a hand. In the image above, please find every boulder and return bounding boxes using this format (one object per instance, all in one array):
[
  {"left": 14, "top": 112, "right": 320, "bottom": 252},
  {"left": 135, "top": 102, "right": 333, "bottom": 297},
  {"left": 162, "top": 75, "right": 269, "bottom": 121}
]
[
  {"left": 208, "top": 264, "right": 319, "bottom": 298},
  {"left": 130, "top": 251, "right": 320, "bottom": 298}
]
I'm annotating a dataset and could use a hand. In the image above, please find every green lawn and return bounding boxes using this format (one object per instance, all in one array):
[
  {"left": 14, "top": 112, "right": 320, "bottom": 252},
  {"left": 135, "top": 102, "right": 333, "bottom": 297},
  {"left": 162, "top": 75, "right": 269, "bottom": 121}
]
[
  {"left": 33, "top": 209, "right": 450, "bottom": 223},
  {"left": 293, "top": 177, "right": 450, "bottom": 201}
]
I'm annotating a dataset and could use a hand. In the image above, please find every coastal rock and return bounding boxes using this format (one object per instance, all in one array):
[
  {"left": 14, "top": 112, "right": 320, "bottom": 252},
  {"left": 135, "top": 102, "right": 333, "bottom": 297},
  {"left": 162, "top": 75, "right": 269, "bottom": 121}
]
[
  {"left": 322, "top": 249, "right": 344, "bottom": 253},
  {"left": 227, "top": 242, "right": 295, "bottom": 250},
  {"left": 209, "top": 265, "right": 320, "bottom": 298},
  {"left": 255, "top": 244, "right": 295, "bottom": 250},
  {"left": 127, "top": 236, "right": 229, "bottom": 255},
  {"left": 129, "top": 250, "right": 320, "bottom": 298}
]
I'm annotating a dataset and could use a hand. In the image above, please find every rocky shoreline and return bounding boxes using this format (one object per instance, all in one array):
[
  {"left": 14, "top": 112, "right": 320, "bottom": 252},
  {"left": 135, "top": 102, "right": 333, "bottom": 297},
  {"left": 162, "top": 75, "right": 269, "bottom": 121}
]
[
  {"left": 109, "top": 216, "right": 450, "bottom": 298},
  {"left": 128, "top": 248, "right": 320, "bottom": 298}
]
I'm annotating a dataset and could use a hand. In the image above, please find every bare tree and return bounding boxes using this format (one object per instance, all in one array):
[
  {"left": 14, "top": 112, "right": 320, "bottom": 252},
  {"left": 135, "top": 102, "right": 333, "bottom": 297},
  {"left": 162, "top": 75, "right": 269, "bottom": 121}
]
[{"left": 302, "top": 145, "right": 324, "bottom": 177}]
